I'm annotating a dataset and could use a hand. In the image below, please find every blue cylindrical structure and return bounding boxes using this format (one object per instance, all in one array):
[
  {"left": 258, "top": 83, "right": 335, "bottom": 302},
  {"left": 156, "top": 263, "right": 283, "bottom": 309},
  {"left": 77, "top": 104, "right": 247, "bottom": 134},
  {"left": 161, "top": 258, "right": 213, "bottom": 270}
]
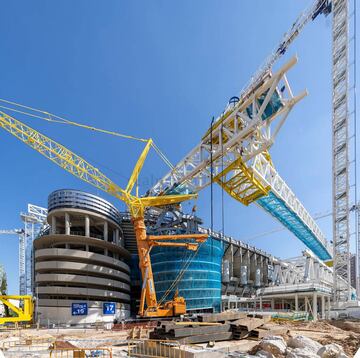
[{"left": 151, "top": 237, "right": 223, "bottom": 312}]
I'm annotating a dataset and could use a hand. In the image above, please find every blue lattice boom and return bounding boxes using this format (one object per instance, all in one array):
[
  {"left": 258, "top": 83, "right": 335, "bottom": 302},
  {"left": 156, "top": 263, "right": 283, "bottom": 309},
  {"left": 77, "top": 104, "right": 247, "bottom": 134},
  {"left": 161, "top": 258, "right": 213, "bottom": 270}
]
[{"left": 257, "top": 191, "right": 331, "bottom": 260}]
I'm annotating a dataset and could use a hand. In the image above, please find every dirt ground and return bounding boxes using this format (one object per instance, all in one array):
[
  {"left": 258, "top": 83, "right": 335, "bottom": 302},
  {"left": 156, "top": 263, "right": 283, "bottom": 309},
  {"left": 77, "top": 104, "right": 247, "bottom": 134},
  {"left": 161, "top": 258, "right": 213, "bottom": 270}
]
[
  {"left": 277, "top": 320, "right": 360, "bottom": 356},
  {"left": 0, "top": 320, "right": 359, "bottom": 357}
]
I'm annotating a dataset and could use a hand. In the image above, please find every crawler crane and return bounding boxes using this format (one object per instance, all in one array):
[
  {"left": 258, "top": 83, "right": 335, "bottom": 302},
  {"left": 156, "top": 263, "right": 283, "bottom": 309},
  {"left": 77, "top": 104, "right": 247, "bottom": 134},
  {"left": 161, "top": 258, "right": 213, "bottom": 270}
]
[{"left": 0, "top": 112, "right": 207, "bottom": 318}]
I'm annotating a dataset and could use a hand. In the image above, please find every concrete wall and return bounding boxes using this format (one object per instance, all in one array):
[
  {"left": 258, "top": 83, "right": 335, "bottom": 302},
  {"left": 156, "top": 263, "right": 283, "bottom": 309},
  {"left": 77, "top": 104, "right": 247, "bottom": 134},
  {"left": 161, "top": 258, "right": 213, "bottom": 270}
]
[
  {"left": 34, "top": 190, "right": 131, "bottom": 324},
  {"left": 37, "top": 300, "right": 130, "bottom": 325}
]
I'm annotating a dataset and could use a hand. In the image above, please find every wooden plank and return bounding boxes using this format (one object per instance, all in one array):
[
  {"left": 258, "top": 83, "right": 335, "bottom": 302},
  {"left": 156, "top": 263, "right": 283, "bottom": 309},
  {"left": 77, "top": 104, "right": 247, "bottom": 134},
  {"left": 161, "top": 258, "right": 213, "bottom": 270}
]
[
  {"left": 197, "top": 311, "right": 247, "bottom": 323},
  {"left": 230, "top": 317, "right": 264, "bottom": 331}
]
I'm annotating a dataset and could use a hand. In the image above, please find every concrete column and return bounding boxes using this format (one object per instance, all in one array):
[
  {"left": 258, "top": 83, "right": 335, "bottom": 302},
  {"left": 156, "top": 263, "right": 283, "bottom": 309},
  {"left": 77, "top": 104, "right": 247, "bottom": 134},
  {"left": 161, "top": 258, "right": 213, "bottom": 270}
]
[
  {"left": 85, "top": 215, "right": 90, "bottom": 237},
  {"left": 321, "top": 295, "right": 325, "bottom": 319},
  {"left": 259, "top": 296, "right": 263, "bottom": 310},
  {"left": 281, "top": 299, "right": 284, "bottom": 310},
  {"left": 51, "top": 216, "right": 57, "bottom": 235},
  {"left": 65, "top": 213, "right": 70, "bottom": 236},
  {"left": 104, "top": 221, "right": 108, "bottom": 241},
  {"left": 305, "top": 296, "right": 309, "bottom": 313},
  {"left": 295, "top": 293, "right": 299, "bottom": 311},
  {"left": 271, "top": 298, "right": 275, "bottom": 310},
  {"left": 312, "top": 292, "right": 318, "bottom": 321},
  {"left": 115, "top": 229, "right": 120, "bottom": 244},
  {"left": 327, "top": 296, "right": 331, "bottom": 319}
]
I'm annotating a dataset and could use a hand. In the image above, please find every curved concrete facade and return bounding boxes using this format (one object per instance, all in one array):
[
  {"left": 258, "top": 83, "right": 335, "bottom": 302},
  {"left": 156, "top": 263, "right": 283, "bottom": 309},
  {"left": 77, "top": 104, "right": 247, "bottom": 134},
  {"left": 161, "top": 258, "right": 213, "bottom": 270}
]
[{"left": 34, "top": 190, "right": 131, "bottom": 325}]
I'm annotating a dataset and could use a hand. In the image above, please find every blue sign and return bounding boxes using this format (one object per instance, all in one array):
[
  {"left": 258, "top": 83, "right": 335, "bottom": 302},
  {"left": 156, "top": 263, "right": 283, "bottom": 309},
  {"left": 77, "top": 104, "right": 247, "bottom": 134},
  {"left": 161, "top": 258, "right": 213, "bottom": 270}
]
[
  {"left": 103, "top": 302, "right": 116, "bottom": 315},
  {"left": 71, "top": 303, "right": 88, "bottom": 316}
]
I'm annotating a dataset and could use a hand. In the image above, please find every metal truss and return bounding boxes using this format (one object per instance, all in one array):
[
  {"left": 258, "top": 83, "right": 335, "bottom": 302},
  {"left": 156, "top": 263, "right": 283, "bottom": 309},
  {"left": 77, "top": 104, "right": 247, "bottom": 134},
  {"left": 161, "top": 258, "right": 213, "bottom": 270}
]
[
  {"left": 150, "top": 57, "right": 306, "bottom": 198},
  {"left": 0, "top": 229, "right": 24, "bottom": 294},
  {"left": 149, "top": 55, "right": 331, "bottom": 261},
  {"left": 252, "top": 153, "right": 332, "bottom": 260},
  {"left": 20, "top": 204, "right": 47, "bottom": 295},
  {"left": 0, "top": 111, "right": 125, "bottom": 200},
  {"left": 270, "top": 250, "right": 334, "bottom": 288},
  {"left": 332, "top": 0, "right": 351, "bottom": 302}
]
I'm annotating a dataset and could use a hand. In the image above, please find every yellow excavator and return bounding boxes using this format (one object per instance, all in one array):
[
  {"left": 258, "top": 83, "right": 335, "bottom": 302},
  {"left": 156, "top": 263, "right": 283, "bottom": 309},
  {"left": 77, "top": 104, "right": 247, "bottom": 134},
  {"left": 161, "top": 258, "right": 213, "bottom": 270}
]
[{"left": 0, "top": 111, "right": 207, "bottom": 318}]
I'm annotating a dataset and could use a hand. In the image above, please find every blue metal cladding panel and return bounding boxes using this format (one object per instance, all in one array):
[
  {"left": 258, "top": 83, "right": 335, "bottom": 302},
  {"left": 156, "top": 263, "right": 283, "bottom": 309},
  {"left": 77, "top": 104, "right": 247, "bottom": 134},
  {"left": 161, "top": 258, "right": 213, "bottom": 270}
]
[
  {"left": 257, "top": 191, "right": 331, "bottom": 260},
  {"left": 151, "top": 237, "right": 223, "bottom": 312}
]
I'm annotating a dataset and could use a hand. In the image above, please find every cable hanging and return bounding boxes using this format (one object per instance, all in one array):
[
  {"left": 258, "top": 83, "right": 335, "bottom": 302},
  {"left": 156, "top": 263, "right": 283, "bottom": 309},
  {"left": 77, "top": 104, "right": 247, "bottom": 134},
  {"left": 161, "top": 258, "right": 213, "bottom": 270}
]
[{"left": 0, "top": 98, "right": 175, "bottom": 171}]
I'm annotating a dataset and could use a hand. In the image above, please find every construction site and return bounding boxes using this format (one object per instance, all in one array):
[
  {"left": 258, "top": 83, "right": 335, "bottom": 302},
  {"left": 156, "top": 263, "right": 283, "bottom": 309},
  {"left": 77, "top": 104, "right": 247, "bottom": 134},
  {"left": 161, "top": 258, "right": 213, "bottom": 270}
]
[{"left": 0, "top": 0, "right": 359, "bottom": 357}]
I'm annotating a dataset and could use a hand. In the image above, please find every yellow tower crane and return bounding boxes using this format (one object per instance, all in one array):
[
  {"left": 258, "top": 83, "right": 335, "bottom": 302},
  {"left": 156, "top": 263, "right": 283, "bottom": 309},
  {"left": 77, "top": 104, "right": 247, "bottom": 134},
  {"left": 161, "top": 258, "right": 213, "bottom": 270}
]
[{"left": 0, "top": 110, "right": 207, "bottom": 318}]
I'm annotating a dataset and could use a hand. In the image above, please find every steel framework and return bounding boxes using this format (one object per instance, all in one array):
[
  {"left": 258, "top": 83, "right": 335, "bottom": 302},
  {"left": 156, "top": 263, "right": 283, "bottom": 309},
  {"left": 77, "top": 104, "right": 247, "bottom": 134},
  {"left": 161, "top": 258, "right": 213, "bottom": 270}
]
[
  {"left": 149, "top": 57, "right": 332, "bottom": 260},
  {"left": 0, "top": 229, "right": 24, "bottom": 294},
  {"left": 20, "top": 204, "right": 47, "bottom": 295},
  {"left": 332, "top": 0, "right": 351, "bottom": 302},
  {"left": 253, "top": 154, "right": 332, "bottom": 260},
  {"left": 150, "top": 57, "right": 305, "bottom": 198}
]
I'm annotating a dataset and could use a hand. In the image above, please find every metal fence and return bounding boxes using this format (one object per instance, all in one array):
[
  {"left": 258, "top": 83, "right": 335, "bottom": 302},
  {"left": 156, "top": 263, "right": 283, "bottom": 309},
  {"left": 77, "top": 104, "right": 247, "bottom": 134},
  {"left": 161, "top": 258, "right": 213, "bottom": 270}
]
[
  {"left": 49, "top": 346, "right": 113, "bottom": 358},
  {"left": 128, "top": 339, "right": 184, "bottom": 358}
]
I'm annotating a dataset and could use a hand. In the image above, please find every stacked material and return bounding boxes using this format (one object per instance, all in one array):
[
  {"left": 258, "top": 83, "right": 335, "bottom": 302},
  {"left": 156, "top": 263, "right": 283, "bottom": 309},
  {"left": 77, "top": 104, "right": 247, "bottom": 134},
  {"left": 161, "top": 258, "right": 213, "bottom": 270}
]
[
  {"left": 230, "top": 315, "right": 287, "bottom": 340},
  {"left": 150, "top": 311, "right": 288, "bottom": 344}
]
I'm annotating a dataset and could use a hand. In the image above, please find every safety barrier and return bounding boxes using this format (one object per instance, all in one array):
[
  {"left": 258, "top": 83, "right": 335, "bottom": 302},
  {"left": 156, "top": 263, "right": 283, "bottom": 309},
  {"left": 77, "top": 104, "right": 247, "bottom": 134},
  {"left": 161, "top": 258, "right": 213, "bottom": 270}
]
[
  {"left": 49, "top": 346, "right": 112, "bottom": 358},
  {"left": 128, "top": 339, "right": 184, "bottom": 358},
  {"left": 2, "top": 336, "right": 55, "bottom": 349}
]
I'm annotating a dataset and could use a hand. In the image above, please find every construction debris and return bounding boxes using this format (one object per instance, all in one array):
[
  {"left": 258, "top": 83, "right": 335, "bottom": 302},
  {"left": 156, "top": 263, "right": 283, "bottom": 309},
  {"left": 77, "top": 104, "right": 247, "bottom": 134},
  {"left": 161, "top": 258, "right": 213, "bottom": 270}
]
[
  {"left": 250, "top": 334, "right": 350, "bottom": 358},
  {"left": 150, "top": 313, "right": 289, "bottom": 344}
]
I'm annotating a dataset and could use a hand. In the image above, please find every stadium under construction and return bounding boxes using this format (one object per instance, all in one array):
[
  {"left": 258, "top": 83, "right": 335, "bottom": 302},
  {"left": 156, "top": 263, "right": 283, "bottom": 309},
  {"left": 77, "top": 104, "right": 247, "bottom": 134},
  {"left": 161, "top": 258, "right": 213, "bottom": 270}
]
[{"left": 1, "top": 0, "right": 360, "bottom": 356}]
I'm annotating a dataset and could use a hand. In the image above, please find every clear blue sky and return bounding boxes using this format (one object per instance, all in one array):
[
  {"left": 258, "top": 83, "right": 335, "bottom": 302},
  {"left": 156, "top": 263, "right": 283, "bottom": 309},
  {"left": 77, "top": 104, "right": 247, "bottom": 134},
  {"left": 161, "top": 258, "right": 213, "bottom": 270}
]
[{"left": 0, "top": 1, "right": 357, "bottom": 294}]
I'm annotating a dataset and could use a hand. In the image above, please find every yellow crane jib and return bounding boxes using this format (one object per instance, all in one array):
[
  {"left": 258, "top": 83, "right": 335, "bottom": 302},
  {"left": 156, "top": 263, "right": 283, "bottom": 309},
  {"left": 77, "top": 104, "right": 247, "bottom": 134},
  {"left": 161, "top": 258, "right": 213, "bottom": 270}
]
[
  {"left": 0, "top": 295, "right": 33, "bottom": 324},
  {"left": 0, "top": 110, "right": 206, "bottom": 318}
]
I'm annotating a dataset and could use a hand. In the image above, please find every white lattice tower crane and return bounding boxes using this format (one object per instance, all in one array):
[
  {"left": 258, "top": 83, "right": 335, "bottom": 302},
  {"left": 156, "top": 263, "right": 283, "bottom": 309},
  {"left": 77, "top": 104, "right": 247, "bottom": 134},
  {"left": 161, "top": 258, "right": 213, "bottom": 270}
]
[
  {"left": 0, "top": 229, "right": 24, "bottom": 293},
  {"left": 20, "top": 204, "right": 47, "bottom": 295}
]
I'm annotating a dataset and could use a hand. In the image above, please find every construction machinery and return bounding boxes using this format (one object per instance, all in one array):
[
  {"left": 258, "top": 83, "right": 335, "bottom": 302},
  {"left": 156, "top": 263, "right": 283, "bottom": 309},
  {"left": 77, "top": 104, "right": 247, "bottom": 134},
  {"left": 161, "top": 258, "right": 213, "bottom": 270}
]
[
  {"left": 0, "top": 59, "right": 311, "bottom": 317},
  {"left": 0, "top": 229, "right": 25, "bottom": 293},
  {"left": 20, "top": 204, "right": 47, "bottom": 295},
  {"left": 0, "top": 295, "right": 33, "bottom": 324},
  {"left": 0, "top": 259, "right": 33, "bottom": 324},
  {"left": 0, "top": 113, "right": 208, "bottom": 318},
  {"left": 0, "top": 0, "right": 351, "bottom": 318},
  {"left": 0, "top": 204, "right": 47, "bottom": 297}
]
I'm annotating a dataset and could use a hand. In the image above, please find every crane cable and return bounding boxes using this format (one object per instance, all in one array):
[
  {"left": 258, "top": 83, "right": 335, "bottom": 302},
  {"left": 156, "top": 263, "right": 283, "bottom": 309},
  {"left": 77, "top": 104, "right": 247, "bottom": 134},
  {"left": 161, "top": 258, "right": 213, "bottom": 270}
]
[
  {"left": 0, "top": 98, "right": 174, "bottom": 170},
  {"left": 157, "top": 238, "right": 205, "bottom": 306},
  {"left": 159, "top": 117, "right": 218, "bottom": 305}
]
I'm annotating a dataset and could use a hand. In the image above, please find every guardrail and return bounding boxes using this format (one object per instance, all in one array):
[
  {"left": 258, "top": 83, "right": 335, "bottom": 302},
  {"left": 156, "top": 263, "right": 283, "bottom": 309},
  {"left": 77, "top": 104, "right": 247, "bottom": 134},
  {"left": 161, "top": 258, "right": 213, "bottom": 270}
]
[{"left": 128, "top": 339, "right": 184, "bottom": 358}]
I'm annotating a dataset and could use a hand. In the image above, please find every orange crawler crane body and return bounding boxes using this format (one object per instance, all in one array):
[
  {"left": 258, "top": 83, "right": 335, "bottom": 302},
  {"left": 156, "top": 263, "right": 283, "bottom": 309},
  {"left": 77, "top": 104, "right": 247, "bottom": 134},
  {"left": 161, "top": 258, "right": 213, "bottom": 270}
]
[{"left": 133, "top": 218, "right": 207, "bottom": 317}]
